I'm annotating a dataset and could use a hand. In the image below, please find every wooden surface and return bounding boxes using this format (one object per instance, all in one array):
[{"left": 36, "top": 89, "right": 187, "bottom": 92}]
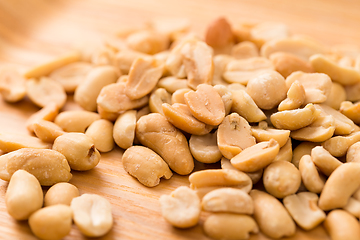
[{"left": 0, "top": 0, "right": 360, "bottom": 239}]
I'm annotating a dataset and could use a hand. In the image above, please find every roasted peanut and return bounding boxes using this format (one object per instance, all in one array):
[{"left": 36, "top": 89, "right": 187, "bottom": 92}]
[
  {"left": 189, "top": 132, "right": 222, "bottom": 164},
  {"left": 322, "top": 131, "right": 360, "bottom": 157},
  {"left": 157, "top": 77, "right": 188, "bottom": 93},
  {"left": 148, "top": 17, "right": 190, "bottom": 41},
  {"left": 251, "top": 123, "right": 290, "bottom": 148},
  {"left": 26, "top": 102, "right": 59, "bottom": 133},
  {"left": 343, "top": 197, "right": 360, "bottom": 218},
  {"left": 324, "top": 210, "right": 360, "bottom": 240},
  {"left": 273, "top": 138, "right": 293, "bottom": 162},
  {"left": 0, "top": 66, "right": 26, "bottom": 102},
  {"left": 213, "top": 84, "right": 233, "bottom": 115},
  {"left": 221, "top": 157, "right": 263, "bottom": 185},
  {"left": 113, "top": 110, "right": 136, "bottom": 149},
  {"left": 149, "top": 88, "right": 172, "bottom": 115},
  {"left": 292, "top": 142, "right": 319, "bottom": 168},
  {"left": 205, "top": 17, "right": 234, "bottom": 51},
  {"left": 171, "top": 88, "right": 192, "bottom": 104},
  {"left": 250, "top": 22, "right": 290, "bottom": 47},
  {"left": 231, "top": 41, "right": 259, "bottom": 59},
  {"left": 44, "top": 182, "right": 80, "bottom": 206},
  {"left": 33, "top": 120, "right": 65, "bottom": 143},
  {"left": 345, "top": 82, "right": 360, "bottom": 102},
  {"left": 85, "top": 119, "right": 114, "bottom": 152},
  {"left": 126, "top": 30, "right": 169, "bottom": 55},
  {"left": 269, "top": 52, "right": 314, "bottom": 78},
  {"left": 340, "top": 101, "right": 360, "bottom": 124},
  {"left": 212, "top": 54, "right": 233, "bottom": 85},
  {"left": 0, "top": 132, "right": 51, "bottom": 153},
  {"left": 311, "top": 146, "right": 342, "bottom": 176},
  {"left": 299, "top": 155, "right": 325, "bottom": 193},
  {"left": 114, "top": 49, "right": 151, "bottom": 74},
  {"left": 346, "top": 142, "right": 360, "bottom": 163},
  {"left": 54, "top": 110, "right": 100, "bottom": 133},
  {"left": 324, "top": 82, "right": 347, "bottom": 110},
  {"left": 278, "top": 80, "right": 306, "bottom": 111}
]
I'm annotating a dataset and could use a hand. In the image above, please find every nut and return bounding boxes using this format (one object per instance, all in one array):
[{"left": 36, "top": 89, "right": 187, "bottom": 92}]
[
  {"left": 269, "top": 52, "right": 314, "bottom": 78},
  {"left": 322, "top": 131, "right": 360, "bottom": 157},
  {"left": 324, "top": 210, "right": 360, "bottom": 240},
  {"left": 54, "top": 110, "right": 100, "bottom": 133},
  {"left": 44, "top": 182, "right": 80, "bottom": 206},
  {"left": 0, "top": 132, "right": 51, "bottom": 153},
  {"left": 149, "top": 88, "right": 172, "bottom": 115},
  {"left": 298, "top": 155, "right": 325, "bottom": 193},
  {"left": 113, "top": 110, "right": 137, "bottom": 149},
  {"left": 205, "top": 17, "right": 234, "bottom": 50},
  {"left": 231, "top": 41, "right": 259, "bottom": 59},
  {"left": 157, "top": 76, "right": 188, "bottom": 93},
  {"left": 278, "top": 80, "right": 306, "bottom": 111},
  {"left": 323, "top": 82, "right": 346, "bottom": 110},
  {"left": 33, "top": 120, "right": 65, "bottom": 143},
  {"left": 221, "top": 157, "right": 263, "bottom": 185},
  {"left": 85, "top": 119, "right": 114, "bottom": 153},
  {"left": 340, "top": 101, "right": 360, "bottom": 125},
  {"left": 26, "top": 102, "right": 59, "bottom": 133},
  {"left": 346, "top": 142, "right": 360, "bottom": 163},
  {"left": 311, "top": 146, "right": 342, "bottom": 176},
  {"left": 189, "top": 131, "right": 222, "bottom": 164},
  {"left": 0, "top": 66, "right": 26, "bottom": 102}
]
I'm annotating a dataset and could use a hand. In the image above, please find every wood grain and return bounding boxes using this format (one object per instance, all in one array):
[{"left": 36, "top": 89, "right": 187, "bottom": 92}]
[{"left": 0, "top": 0, "right": 359, "bottom": 239}]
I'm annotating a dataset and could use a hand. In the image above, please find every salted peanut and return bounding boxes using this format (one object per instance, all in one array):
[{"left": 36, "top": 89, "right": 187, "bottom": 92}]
[
  {"left": 251, "top": 123, "right": 290, "bottom": 148},
  {"left": 171, "top": 88, "right": 192, "bottom": 104},
  {"left": 74, "top": 66, "right": 118, "bottom": 111},
  {"left": 204, "top": 213, "right": 258, "bottom": 240},
  {"left": 231, "top": 139, "right": 279, "bottom": 172},
  {"left": 160, "top": 186, "right": 200, "bottom": 228},
  {"left": 189, "top": 132, "right": 222, "bottom": 164},
  {"left": 260, "top": 36, "right": 327, "bottom": 60},
  {"left": 114, "top": 49, "right": 151, "bottom": 74},
  {"left": 250, "top": 22, "right": 290, "bottom": 47},
  {"left": 315, "top": 104, "right": 356, "bottom": 135},
  {"left": 149, "top": 88, "right": 171, "bottom": 115},
  {"left": 345, "top": 82, "right": 360, "bottom": 102},
  {"left": 113, "top": 110, "right": 136, "bottom": 149},
  {"left": 24, "top": 51, "right": 81, "bottom": 78},
  {"left": 90, "top": 46, "right": 116, "bottom": 66},
  {"left": 323, "top": 129, "right": 360, "bottom": 157},
  {"left": 222, "top": 57, "right": 274, "bottom": 85},
  {"left": 292, "top": 142, "right": 319, "bottom": 168},
  {"left": 1, "top": 148, "right": 72, "bottom": 185},
  {"left": 202, "top": 188, "right": 253, "bottom": 214},
  {"left": 221, "top": 158, "right": 263, "bottom": 185},
  {"left": 270, "top": 52, "right": 314, "bottom": 78},
  {"left": 148, "top": 17, "right": 190, "bottom": 41},
  {"left": 347, "top": 142, "right": 360, "bottom": 163},
  {"left": 230, "top": 89, "right": 266, "bottom": 123},
  {"left": 205, "top": 17, "right": 234, "bottom": 51},
  {"left": 324, "top": 210, "right": 360, "bottom": 240},
  {"left": 273, "top": 138, "right": 292, "bottom": 162},
  {"left": 29, "top": 204, "right": 72, "bottom": 240},
  {"left": 217, "top": 113, "right": 256, "bottom": 159},
  {"left": 299, "top": 155, "right": 325, "bottom": 193},
  {"left": 213, "top": 85, "right": 232, "bottom": 115},
  {"left": 232, "top": 22, "right": 255, "bottom": 42},
  {"left": 283, "top": 192, "right": 326, "bottom": 231},
  {"left": 85, "top": 119, "right": 114, "bottom": 153},
  {"left": 278, "top": 80, "right": 306, "bottom": 111},
  {"left": 165, "top": 37, "right": 192, "bottom": 79},
  {"left": 71, "top": 194, "right": 113, "bottom": 237},
  {"left": 53, "top": 132, "right": 100, "bottom": 171},
  {"left": 311, "top": 146, "right": 342, "bottom": 176},
  {"left": 231, "top": 41, "right": 259, "bottom": 59},
  {"left": 189, "top": 169, "right": 252, "bottom": 194},
  {"left": 136, "top": 106, "right": 150, "bottom": 120},
  {"left": 181, "top": 40, "right": 214, "bottom": 89},
  {"left": 319, "top": 162, "right": 360, "bottom": 210},
  {"left": 33, "top": 120, "right": 65, "bottom": 143},
  {"left": 136, "top": 113, "right": 194, "bottom": 175},
  {"left": 157, "top": 76, "right": 188, "bottom": 93},
  {"left": 44, "top": 182, "right": 79, "bottom": 206},
  {"left": 54, "top": 110, "right": 100, "bottom": 133},
  {"left": 0, "top": 132, "right": 51, "bottom": 153},
  {"left": 5, "top": 170, "right": 43, "bottom": 220},
  {"left": 0, "top": 66, "right": 26, "bottom": 102},
  {"left": 126, "top": 30, "right": 169, "bottom": 54},
  {"left": 162, "top": 103, "right": 213, "bottom": 135},
  {"left": 26, "top": 102, "right": 59, "bottom": 133},
  {"left": 263, "top": 160, "right": 301, "bottom": 198},
  {"left": 26, "top": 77, "right": 67, "bottom": 109},
  {"left": 340, "top": 101, "right": 360, "bottom": 124},
  {"left": 227, "top": 83, "right": 246, "bottom": 91},
  {"left": 323, "top": 82, "right": 347, "bottom": 110},
  {"left": 184, "top": 84, "right": 225, "bottom": 125},
  {"left": 343, "top": 197, "right": 360, "bottom": 218},
  {"left": 97, "top": 82, "right": 149, "bottom": 113},
  {"left": 122, "top": 146, "right": 172, "bottom": 187},
  {"left": 246, "top": 70, "right": 287, "bottom": 110},
  {"left": 250, "top": 189, "right": 296, "bottom": 239},
  {"left": 270, "top": 103, "right": 319, "bottom": 131},
  {"left": 212, "top": 54, "right": 233, "bottom": 85},
  {"left": 310, "top": 54, "right": 360, "bottom": 85}
]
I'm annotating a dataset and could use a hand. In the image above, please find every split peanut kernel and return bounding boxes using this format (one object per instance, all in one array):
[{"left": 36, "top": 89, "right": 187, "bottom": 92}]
[
  {"left": 54, "top": 110, "right": 100, "bottom": 133},
  {"left": 273, "top": 138, "right": 293, "bottom": 162},
  {"left": 33, "top": 120, "right": 65, "bottom": 143},
  {"left": 189, "top": 132, "right": 222, "bottom": 164},
  {"left": 157, "top": 76, "right": 188, "bottom": 93},
  {"left": 213, "top": 84, "right": 233, "bottom": 115},
  {"left": 0, "top": 66, "right": 26, "bottom": 102},
  {"left": 251, "top": 122, "right": 290, "bottom": 148},
  {"left": 311, "top": 146, "right": 342, "bottom": 176},
  {"left": 0, "top": 132, "right": 51, "bottom": 153},
  {"left": 44, "top": 182, "right": 80, "bottom": 206},
  {"left": 85, "top": 119, "right": 114, "bottom": 153},
  {"left": 322, "top": 130, "right": 360, "bottom": 157},
  {"left": 171, "top": 88, "right": 192, "bottom": 104},
  {"left": 113, "top": 110, "right": 137, "bottom": 149},
  {"left": 323, "top": 82, "right": 347, "bottom": 110},
  {"left": 278, "top": 80, "right": 306, "bottom": 111},
  {"left": 250, "top": 22, "right": 290, "bottom": 47},
  {"left": 324, "top": 210, "right": 360, "bottom": 240},
  {"left": 299, "top": 155, "right": 325, "bottom": 193},
  {"left": 26, "top": 102, "right": 59, "bottom": 133},
  {"left": 340, "top": 101, "right": 360, "bottom": 124},
  {"left": 269, "top": 52, "right": 314, "bottom": 78},
  {"left": 126, "top": 30, "right": 169, "bottom": 55},
  {"left": 114, "top": 49, "right": 151, "bottom": 74},
  {"left": 149, "top": 88, "right": 172, "bottom": 115},
  {"left": 346, "top": 142, "right": 360, "bottom": 163},
  {"left": 221, "top": 157, "right": 263, "bottom": 185},
  {"left": 231, "top": 41, "right": 259, "bottom": 59}
]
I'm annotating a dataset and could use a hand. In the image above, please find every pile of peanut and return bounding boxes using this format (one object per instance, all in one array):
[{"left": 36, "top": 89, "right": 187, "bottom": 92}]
[{"left": 1, "top": 16, "right": 360, "bottom": 239}]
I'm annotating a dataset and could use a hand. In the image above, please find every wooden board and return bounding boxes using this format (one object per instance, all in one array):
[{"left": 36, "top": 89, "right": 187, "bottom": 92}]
[{"left": 0, "top": 0, "right": 360, "bottom": 239}]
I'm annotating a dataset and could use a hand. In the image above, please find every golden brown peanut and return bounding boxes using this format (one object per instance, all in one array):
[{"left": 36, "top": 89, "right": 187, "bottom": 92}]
[
  {"left": 340, "top": 101, "right": 360, "bottom": 124},
  {"left": 345, "top": 82, "right": 360, "bottom": 102},
  {"left": 113, "top": 110, "right": 136, "bottom": 149},
  {"left": 311, "top": 146, "right": 342, "bottom": 176},
  {"left": 126, "top": 57, "right": 163, "bottom": 100},
  {"left": 319, "top": 162, "right": 360, "bottom": 211},
  {"left": 90, "top": 45, "right": 116, "bottom": 66},
  {"left": 122, "top": 146, "right": 172, "bottom": 187},
  {"left": 97, "top": 82, "right": 149, "bottom": 113},
  {"left": 251, "top": 124, "right": 290, "bottom": 148},
  {"left": 0, "top": 132, "right": 51, "bottom": 153},
  {"left": 136, "top": 106, "right": 151, "bottom": 120},
  {"left": 269, "top": 52, "right": 314, "bottom": 78},
  {"left": 347, "top": 142, "right": 360, "bottom": 163},
  {"left": 223, "top": 57, "right": 274, "bottom": 85},
  {"left": 202, "top": 188, "right": 253, "bottom": 214},
  {"left": 343, "top": 197, "right": 360, "bottom": 218},
  {"left": 205, "top": 17, "right": 234, "bottom": 50},
  {"left": 44, "top": 182, "right": 80, "bottom": 207},
  {"left": 33, "top": 120, "right": 65, "bottom": 143},
  {"left": 1, "top": 148, "right": 72, "bottom": 185},
  {"left": 171, "top": 88, "right": 192, "bottom": 104},
  {"left": 26, "top": 77, "right": 67, "bottom": 109},
  {"left": 184, "top": 84, "right": 225, "bottom": 125},
  {"left": 54, "top": 110, "right": 100, "bottom": 133},
  {"left": 231, "top": 41, "right": 259, "bottom": 59},
  {"left": 213, "top": 84, "right": 233, "bottom": 115},
  {"left": 149, "top": 88, "right": 172, "bottom": 115},
  {"left": 98, "top": 106, "right": 120, "bottom": 122},
  {"left": 324, "top": 82, "right": 347, "bottom": 110},
  {"left": 310, "top": 54, "right": 360, "bottom": 85},
  {"left": 292, "top": 142, "right": 320, "bottom": 168},
  {"left": 270, "top": 103, "right": 319, "bottom": 131},
  {"left": 85, "top": 119, "right": 114, "bottom": 153},
  {"left": 165, "top": 37, "right": 192, "bottom": 79},
  {"left": 181, "top": 40, "right": 213, "bottom": 89},
  {"left": 263, "top": 160, "right": 301, "bottom": 198},
  {"left": 189, "top": 132, "right": 222, "bottom": 164},
  {"left": 246, "top": 70, "right": 287, "bottom": 110},
  {"left": 322, "top": 130, "right": 360, "bottom": 157},
  {"left": 49, "top": 62, "right": 93, "bottom": 93},
  {"left": 324, "top": 210, "right": 360, "bottom": 240},
  {"left": 157, "top": 77, "right": 188, "bottom": 93},
  {"left": 204, "top": 213, "right": 259, "bottom": 240},
  {"left": 24, "top": 51, "right": 81, "bottom": 79},
  {"left": 217, "top": 113, "right": 256, "bottom": 159},
  {"left": 5, "top": 170, "right": 43, "bottom": 220},
  {"left": 26, "top": 102, "right": 59, "bottom": 133},
  {"left": 212, "top": 54, "right": 233, "bottom": 85},
  {"left": 283, "top": 192, "right": 326, "bottom": 231},
  {"left": 160, "top": 186, "right": 200, "bottom": 228},
  {"left": 278, "top": 80, "right": 306, "bottom": 111},
  {"left": 273, "top": 138, "right": 292, "bottom": 162},
  {"left": 299, "top": 155, "right": 325, "bottom": 193},
  {"left": 71, "top": 194, "right": 113, "bottom": 237},
  {"left": 232, "top": 22, "right": 254, "bottom": 42},
  {"left": 136, "top": 113, "right": 194, "bottom": 175},
  {"left": 114, "top": 49, "right": 151, "bottom": 74},
  {"left": 126, "top": 30, "right": 169, "bottom": 55},
  {"left": 231, "top": 139, "right": 279, "bottom": 172},
  {"left": 250, "top": 22, "right": 290, "bottom": 47},
  {"left": 250, "top": 189, "right": 296, "bottom": 239},
  {"left": 53, "top": 132, "right": 101, "bottom": 171},
  {"left": 148, "top": 17, "right": 190, "bottom": 41},
  {"left": 162, "top": 103, "right": 213, "bottom": 135},
  {"left": 0, "top": 66, "right": 26, "bottom": 102},
  {"left": 221, "top": 157, "right": 263, "bottom": 185},
  {"left": 74, "top": 66, "right": 119, "bottom": 111}
]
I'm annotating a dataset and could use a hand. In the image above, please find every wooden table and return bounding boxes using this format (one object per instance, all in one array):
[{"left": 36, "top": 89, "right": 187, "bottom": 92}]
[{"left": 0, "top": 0, "right": 359, "bottom": 239}]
